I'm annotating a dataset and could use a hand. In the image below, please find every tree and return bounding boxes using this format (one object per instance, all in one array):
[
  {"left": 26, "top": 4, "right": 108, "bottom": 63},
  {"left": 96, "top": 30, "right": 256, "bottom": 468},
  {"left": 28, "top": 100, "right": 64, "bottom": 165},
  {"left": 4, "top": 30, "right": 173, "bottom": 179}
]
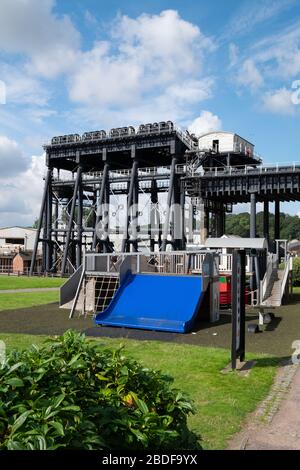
[{"left": 226, "top": 211, "right": 300, "bottom": 241}]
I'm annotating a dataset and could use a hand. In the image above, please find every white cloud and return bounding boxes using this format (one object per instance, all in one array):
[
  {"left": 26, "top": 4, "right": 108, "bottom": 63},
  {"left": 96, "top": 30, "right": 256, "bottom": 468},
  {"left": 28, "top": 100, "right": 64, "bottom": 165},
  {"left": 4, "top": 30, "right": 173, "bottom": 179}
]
[
  {"left": 0, "top": 154, "right": 45, "bottom": 226},
  {"left": 0, "top": 64, "right": 49, "bottom": 106},
  {"left": 0, "top": 0, "right": 80, "bottom": 78},
  {"left": 0, "top": 135, "right": 29, "bottom": 177},
  {"left": 262, "top": 87, "right": 295, "bottom": 114},
  {"left": 245, "top": 21, "right": 300, "bottom": 81},
  {"left": 68, "top": 10, "right": 215, "bottom": 121},
  {"left": 229, "top": 43, "right": 239, "bottom": 67},
  {"left": 224, "top": 0, "right": 297, "bottom": 38},
  {"left": 188, "top": 111, "right": 222, "bottom": 136},
  {"left": 230, "top": 19, "right": 300, "bottom": 111},
  {"left": 236, "top": 59, "right": 264, "bottom": 91}
]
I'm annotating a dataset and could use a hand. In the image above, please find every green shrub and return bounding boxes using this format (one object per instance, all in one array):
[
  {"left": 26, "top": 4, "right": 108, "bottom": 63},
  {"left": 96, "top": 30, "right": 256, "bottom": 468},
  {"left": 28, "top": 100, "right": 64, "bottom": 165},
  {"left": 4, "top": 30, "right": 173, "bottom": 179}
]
[
  {"left": 0, "top": 331, "right": 197, "bottom": 450},
  {"left": 292, "top": 257, "right": 300, "bottom": 286}
]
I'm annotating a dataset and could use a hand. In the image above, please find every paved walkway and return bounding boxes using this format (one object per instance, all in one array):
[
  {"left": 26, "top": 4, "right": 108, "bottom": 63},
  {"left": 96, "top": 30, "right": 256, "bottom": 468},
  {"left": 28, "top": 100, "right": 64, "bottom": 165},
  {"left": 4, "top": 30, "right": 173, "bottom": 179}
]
[
  {"left": 0, "top": 287, "right": 60, "bottom": 294},
  {"left": 229, "top": 362, "right": 300, "bottom": 450}
]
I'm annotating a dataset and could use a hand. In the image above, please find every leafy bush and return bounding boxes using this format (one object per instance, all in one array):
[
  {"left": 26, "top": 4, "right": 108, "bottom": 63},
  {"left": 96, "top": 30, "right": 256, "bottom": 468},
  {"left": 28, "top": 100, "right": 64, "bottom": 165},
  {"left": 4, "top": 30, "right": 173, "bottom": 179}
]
[
  {"left": 0, "top": 331, "right": 198, "bottom": 450},
  {"left": 292, "top": 257, "right": 300, "bottom": 286}
]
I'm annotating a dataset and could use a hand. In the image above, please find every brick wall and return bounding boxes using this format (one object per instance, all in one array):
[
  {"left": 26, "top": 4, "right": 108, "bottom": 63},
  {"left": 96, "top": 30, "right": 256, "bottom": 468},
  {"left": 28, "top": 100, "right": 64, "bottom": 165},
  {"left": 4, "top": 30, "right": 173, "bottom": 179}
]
[{"left": 12, "top": 254, "right": 24, "bottom": 273}]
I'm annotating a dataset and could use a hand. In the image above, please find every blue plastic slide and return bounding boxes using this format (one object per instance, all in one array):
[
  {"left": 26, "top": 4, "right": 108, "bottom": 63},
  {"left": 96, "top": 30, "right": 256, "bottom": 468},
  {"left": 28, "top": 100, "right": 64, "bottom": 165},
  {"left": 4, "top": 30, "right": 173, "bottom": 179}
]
[{"left": 94, "top": 273, "right": 206, "bottom": 333}]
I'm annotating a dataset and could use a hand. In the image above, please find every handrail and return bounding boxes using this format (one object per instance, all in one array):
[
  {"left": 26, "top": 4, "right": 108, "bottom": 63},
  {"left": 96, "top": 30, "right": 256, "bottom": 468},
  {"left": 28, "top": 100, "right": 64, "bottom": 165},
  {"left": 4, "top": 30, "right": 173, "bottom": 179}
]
[
  {"left": 280, "top": 255, "right": 291, "bottom": 300},
  {"left": 260, "top": 253, "right": 278, "bottom": 304},
  {"left": 202, "top": 163, "right": 300, "bottom": 177},
  {"left": 84, "top": 251, "right": 250, "bottom": 275}
]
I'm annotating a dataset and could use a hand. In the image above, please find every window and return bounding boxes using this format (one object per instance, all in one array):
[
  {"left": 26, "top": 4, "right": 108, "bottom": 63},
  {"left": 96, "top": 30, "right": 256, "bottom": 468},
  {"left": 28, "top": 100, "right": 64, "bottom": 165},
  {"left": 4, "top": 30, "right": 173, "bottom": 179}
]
[{"left": 5, "top": 238, "right": 25, "bottom": 245}]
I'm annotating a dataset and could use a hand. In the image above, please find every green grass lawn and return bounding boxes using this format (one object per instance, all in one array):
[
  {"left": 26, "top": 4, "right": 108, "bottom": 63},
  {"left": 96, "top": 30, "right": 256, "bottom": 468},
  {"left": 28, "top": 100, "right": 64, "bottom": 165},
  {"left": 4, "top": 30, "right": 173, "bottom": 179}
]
[
  {"left": 0, "top": 332, "right": 278, "bottom": 450},
  {"left": 0, "top": 291, "right": 59, "bottom": 311},
  {"left": 0, "top": 275, "right": 65, "bottom": 290}
]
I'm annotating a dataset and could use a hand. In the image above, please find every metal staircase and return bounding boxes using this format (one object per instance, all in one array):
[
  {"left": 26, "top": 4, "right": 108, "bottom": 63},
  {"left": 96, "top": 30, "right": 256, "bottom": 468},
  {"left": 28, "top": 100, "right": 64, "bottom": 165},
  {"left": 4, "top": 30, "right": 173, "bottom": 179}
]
[
  {"left": 261, "top": 270, "right": 284, "bottom": 307},
  {"left": 260, "top": 254, "right": 292, "bottom": 308}
]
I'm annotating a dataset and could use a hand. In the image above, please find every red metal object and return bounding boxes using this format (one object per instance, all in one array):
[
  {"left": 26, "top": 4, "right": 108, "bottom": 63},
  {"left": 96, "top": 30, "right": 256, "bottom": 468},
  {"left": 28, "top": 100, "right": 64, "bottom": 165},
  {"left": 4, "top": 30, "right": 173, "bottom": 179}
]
[{"left": 219, "top": 275, "right": 250, "bottom": 307}]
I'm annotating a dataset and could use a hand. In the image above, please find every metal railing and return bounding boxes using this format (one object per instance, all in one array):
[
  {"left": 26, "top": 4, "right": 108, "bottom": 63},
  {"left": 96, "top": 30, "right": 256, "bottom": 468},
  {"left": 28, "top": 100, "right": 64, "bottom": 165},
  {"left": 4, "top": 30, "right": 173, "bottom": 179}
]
[
  {"left": 260, "top": 253, "right": 278, "bottom": 304},
  {"left": 201, "top": 163, "right": 300, "bottom": 177},
  {"left": 84, "top": 251, "right": 250, "bottom": 276},
  {"left": 53, "top": 164, "right": 187, "bottom": 183},
  {"left": 280, "top": 255, "right": 292, "bottom": 300}
]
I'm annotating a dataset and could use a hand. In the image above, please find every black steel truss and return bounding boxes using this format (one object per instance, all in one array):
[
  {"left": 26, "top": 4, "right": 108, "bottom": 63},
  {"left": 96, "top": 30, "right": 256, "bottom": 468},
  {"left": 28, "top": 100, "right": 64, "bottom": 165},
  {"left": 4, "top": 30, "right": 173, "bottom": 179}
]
[{"left": 30, "top": 129, "right": 300, "bottom": 275}]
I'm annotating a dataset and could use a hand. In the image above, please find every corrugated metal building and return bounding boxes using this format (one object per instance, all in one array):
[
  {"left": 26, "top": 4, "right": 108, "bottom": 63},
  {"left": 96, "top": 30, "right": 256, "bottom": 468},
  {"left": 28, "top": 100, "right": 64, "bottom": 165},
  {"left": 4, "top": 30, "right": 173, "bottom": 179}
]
[{"left": 198, "top": 131, "right": 254, "bottom": 157}]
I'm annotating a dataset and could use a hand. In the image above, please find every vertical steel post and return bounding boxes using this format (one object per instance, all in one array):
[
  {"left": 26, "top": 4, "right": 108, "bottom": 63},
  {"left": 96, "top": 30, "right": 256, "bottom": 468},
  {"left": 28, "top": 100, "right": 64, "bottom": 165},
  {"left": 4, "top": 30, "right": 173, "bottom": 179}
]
[
  {"left": 132, "top": 173, "right": 139, "bottom": 252},
  {"left": 180, "top": 189, "right": 186, "bottom": 250},
  {"left": 61, "top": 166, "right": 82, "bottom": 274},
  {"left": 76, "top": 174, "right": 83, "bottom": 268},
  {"left": 263, "top": 200, "right": 269, "bottom": 244},
  {"left": 188, "top": 203, "right": 194, "bottom": 243},
  {"left": 171, "top": 176, "right": 181, "bottom": 250},
  {"left": 150, "top": 179, "right": 158, "bottom": 252},
  {"left": 45, "top": 173, "right": 53, "bottom": 272},
  {"left": 93, "top": 160, "right": 109, "bottom": 250},
  {"left": 53, "top": 196, "right": 58, "bottom": 270},
  {"left": 92, "top": 149, "right": 109, "bottom": 250},
  {"left": 250, "top": 192, "right": 256, "bottom": 291},
  {"left": 199, "top": 199, "right": 209, "bottom": 244},
  {"left": 42, "top": 200, "right": 47, "bottom": 273},
  {"left": 121, "top": 150, "right": 138, "bottom": 253},
  {"left": 30, "top": 168, "right": 52, "bottom": 276},
  {"left": 162, "top": 155, "right": 178, "bottom": 251},
  {"left": 102, "top": 175, "right": 110, "bottom": 253},
  {"left": 274, "top": 200, "right": 280, "bottom": 240},
  {"left": 250, "top": 192, "right": 256, "bottom": 238}
]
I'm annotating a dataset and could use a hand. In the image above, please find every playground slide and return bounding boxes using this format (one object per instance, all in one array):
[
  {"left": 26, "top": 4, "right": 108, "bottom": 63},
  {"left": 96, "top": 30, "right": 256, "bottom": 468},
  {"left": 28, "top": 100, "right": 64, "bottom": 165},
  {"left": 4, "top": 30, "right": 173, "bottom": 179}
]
[{"left": 94, "top": 273, "right": 206, "bottom": 333}]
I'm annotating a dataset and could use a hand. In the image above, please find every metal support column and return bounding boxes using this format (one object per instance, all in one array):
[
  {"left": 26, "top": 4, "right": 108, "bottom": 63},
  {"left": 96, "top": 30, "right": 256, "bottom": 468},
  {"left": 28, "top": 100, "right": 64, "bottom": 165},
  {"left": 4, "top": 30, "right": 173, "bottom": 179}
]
[
  {"left": 263, "top": 200, "right": 269, "bottom": 244},
  {"left": 102, "top": 176, "right": 110, "bottom": 253},
  {"left": 275, "top": 200, "right": 280, "bottom": 240},
  {"left": 61, "top": 166, "right": 82, "bottom": 274},
  {"left": 30, "top": 167, "right": 52, "bottom": 276},
  {"left": 93, "top": 155, "right": 109, "bottom": 250},
  {"left": 121, "top": 150, "right": 138, "bottom": 252},
  {"left": 149, "top": 179, "right": 159, "bottom": 252},
  {"left": 162, "top": 155, "right": 178, "bottom": 251},
  {"left": 42, "top": 200, "right": 47, "bottom": 272},
  {"left": 250, "top": 192, "right": 256, "bottom": 238},
  {"left": 180, "top": 189, "right": 186, "bottom": 250},
  {"left": 199, "top": 200, "right": 209, "bottom": 244},
  {"left": 172, "top": 176, "right": 181, "bottom": 250},
  {"left": 188, "top": 203, "right": 194, "bottom": 243},
  {"left": 131, "top": 174, "right": 139, "bottom": 252},
  {"left": 76, "top": 175, "right": 83, "bottom": 268},
  {"left": 250, "top": 192, "right": 256, "bottom": 291},
  {"left": 45, "top": 173, "right": 53, "bottom": 272},
  {"left": 53, "top": 196, "right": 58, "bottom": 271}
]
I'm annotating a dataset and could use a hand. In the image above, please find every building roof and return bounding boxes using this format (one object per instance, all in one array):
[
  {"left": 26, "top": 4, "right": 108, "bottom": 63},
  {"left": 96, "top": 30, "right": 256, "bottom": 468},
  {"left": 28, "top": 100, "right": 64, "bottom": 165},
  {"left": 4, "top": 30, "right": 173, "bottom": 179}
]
[
  {"left": 221, "top": 234, "right": 242, "bottom": 239},
  {"left": 197, "top": 131, "right": 254, "bottom": 147},
  {"left": 0, "top": 226, "right": 36, "bottom": 231},
  {"left": 13, "top": 251, "right": 41, "bottom": 260},
  {"left": 205, "top": 237, "right": 268, "bottom": 250}
]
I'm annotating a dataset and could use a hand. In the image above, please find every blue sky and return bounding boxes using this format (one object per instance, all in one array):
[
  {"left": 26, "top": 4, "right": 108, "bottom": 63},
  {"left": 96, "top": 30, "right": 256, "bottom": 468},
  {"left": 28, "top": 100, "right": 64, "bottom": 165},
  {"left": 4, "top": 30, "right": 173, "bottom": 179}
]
[{"left": 1, "top": 0, "right": 300, "bottom": 226}]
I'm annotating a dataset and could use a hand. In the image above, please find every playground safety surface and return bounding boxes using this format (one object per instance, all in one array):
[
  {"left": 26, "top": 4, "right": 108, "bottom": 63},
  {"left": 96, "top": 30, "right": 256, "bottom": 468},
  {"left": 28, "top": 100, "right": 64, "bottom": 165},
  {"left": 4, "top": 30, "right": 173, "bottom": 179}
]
[{"left": 1, "top": 293, "right": 300, "bottom": 358}]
